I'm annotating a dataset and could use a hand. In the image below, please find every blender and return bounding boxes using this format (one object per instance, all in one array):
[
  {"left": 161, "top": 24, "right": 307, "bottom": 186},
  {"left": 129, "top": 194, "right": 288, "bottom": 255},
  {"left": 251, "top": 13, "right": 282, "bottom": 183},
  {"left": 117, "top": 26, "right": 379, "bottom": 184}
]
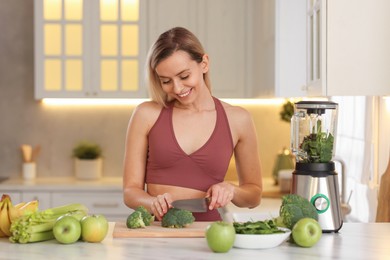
[{"left": 290, "top": 101, "right": 343, "bottom": 232}]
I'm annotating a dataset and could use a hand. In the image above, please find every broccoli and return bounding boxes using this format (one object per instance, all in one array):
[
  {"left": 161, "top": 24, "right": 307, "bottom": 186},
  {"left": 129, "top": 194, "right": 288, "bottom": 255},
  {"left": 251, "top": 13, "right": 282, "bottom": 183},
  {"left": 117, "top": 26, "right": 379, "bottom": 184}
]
[
  {"left": 126, "top": 206, "right": 155, "bottom": 229},
  {"left": 274, "top": 194, "right": 318, "bottom": 230},
  {"left": 161, "top": 208, "right": 195, "bottom": 228},
  {"left": 126, "top": 211, "right": 145, "bottom": 229},
  {"left": 135, "top": 206, "right": 155, "bottom": 226}
]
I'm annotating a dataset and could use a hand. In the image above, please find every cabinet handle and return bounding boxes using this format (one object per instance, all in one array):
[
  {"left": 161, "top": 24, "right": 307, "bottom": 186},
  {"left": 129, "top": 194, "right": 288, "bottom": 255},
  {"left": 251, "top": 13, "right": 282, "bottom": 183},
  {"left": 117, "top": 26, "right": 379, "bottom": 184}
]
[{"left": 92, "top": 203, "right": 119, "bottom": 208}]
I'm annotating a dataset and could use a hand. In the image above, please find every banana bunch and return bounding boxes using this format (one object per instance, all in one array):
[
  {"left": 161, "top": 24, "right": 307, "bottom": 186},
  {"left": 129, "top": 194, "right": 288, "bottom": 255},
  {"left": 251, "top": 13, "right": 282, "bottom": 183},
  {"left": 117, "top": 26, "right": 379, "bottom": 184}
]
[{"left": 0, "top": 194, "right": 39, "bottom": 237}]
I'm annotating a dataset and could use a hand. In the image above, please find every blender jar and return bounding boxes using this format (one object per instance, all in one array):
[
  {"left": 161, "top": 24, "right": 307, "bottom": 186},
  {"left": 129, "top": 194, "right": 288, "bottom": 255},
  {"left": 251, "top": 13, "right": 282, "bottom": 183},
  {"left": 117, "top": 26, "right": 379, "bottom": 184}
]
[{"left": 291, "top": 101, "right": 338, "bottom": 163}]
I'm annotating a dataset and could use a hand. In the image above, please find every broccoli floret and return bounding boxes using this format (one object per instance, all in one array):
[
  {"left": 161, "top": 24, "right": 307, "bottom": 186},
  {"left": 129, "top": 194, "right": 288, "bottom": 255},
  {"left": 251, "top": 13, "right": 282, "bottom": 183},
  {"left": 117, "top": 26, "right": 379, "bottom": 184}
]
[
  {"left": 275, "top": 194, "right": 318, "bottom": 230},
  {"left": 126, "top": 206, "right": 155, "bottom": 229},
  {"left": 161, "top": 208, "right": 195, "bottom": 228},
  {"left": 135, "top": 206, "right": 155, "bottom": 226},
  {"left": 126, "top": 211, "right": 145, "bottom": 229}
]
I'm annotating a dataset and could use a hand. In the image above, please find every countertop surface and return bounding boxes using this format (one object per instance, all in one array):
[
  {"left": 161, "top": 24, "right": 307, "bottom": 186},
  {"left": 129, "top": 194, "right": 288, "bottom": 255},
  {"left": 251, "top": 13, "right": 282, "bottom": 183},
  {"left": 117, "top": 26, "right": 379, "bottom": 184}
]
[{"left": 1, "top": 223, "right": 390, "bottom": 259}]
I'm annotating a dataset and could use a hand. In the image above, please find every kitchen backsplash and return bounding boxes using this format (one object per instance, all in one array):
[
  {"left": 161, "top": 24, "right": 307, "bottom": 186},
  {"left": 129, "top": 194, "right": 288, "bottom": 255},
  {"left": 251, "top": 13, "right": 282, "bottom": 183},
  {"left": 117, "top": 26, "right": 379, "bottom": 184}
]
[
  {"left": 0, "top": 1, "right": 292, "bottom": 181},
  {"left": 0, "top": 94, "right": 290, "bottom": 180}
]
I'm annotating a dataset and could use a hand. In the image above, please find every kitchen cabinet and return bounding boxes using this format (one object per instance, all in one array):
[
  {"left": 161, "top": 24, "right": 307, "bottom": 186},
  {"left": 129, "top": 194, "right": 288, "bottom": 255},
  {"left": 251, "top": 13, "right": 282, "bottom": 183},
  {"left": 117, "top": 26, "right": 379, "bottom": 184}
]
[
  {"left": 35, "top": 0, "right": 262, "bottom": 99},
  {"left": 197, "top": 0, "right": 256, "bottom": 98},
  {"left": 306, "top": 0, "right": 390, "bottom": 96},
  {"left": 34, "top": 0, "right": 148, "bottom": 99},
  {"left": 4, "top": 190, "right": 129, "bottom": 221},
  {"left": 51, "top": 191, "right": 130, "bottom": 219},
  {"left": 147, "top": 0, "right": 260, "bottom": 98},
  {"left": 254, "top": 0, "right": 307, "bottom": 98},
  {"left": 0, "top": 177, "right": 130, "bottom": 221},
  {"left": 21, "top": 192, "right": 51, "bottom": 211}
]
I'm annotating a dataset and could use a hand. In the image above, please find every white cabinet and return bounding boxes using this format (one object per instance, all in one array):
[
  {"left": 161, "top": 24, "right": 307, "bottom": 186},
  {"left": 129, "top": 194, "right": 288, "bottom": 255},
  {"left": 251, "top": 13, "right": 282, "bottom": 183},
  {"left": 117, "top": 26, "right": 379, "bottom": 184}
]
[
  {"left": 1, "top": 189, "right": 129, "bottom": 221},
  {"left": 147, "top": 0, "right": 259, "bottom": 98},
  {"left": 147, "top": 0, "right": 198, "bottom": 38},
  {"left": 254, "top": 0, "right": 307, "bottom": 98},
  {"left": 1, "top": 191, "right": 50, "bottom": 211},
  {"left": 52, "top": 191, "right": 130, "bottom": 220},
  {"left": 197, "top": 0, "right": 256, "bottom": 98},
  {"left": 34, "top": 0, "right": 148, "bottom": 99},
  {"left": 306, "top": 0, "right": 390, "bottom": 96},
  {"left": 21, "top": 192, "right": 51, "bottom": 211}
]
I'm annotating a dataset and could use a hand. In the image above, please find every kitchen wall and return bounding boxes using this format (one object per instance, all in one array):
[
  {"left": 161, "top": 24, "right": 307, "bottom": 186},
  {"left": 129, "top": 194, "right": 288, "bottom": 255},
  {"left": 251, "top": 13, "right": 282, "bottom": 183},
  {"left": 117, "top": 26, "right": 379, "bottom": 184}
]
[{"left": 0, "top": 1, "right": 290, "bottom": 181}]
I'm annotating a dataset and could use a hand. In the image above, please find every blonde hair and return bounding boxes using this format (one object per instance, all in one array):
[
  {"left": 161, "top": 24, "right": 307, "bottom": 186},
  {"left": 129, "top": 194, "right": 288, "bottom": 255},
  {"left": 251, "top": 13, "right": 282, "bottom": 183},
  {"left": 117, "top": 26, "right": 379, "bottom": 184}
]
[{"left": 146, "top": 27, "right": 211, "bottom": 107}]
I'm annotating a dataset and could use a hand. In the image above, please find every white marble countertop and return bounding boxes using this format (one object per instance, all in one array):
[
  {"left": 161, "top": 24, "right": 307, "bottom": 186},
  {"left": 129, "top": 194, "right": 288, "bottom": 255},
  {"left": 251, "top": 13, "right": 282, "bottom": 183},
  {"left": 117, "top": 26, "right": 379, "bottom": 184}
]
[{"left": 1, "top": 223, "right": 390, "bottom": 259}]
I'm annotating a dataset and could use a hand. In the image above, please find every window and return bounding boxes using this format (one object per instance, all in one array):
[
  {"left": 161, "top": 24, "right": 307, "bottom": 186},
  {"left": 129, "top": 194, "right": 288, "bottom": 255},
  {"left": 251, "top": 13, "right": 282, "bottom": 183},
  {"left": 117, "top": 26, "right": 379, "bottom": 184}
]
[
  {"left": 35, "top": 0, "right": 146, "bottom": 98},
  {"left": 332, "top": 96, "right": 378, "bottom": 222}
]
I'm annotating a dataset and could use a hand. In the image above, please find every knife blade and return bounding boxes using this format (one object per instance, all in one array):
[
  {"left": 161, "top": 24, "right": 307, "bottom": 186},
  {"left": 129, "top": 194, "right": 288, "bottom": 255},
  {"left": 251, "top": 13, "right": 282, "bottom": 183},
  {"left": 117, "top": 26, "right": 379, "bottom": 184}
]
[{"left": 171, "top": 198, "right": 210, "bottom": 212}]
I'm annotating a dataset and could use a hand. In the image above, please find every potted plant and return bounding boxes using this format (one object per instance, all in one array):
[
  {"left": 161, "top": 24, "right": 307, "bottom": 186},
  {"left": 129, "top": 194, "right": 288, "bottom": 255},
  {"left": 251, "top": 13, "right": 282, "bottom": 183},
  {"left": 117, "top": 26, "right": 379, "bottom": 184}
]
[
  {"left": 272, "top": 100, "right": 295, "bottom": 185},
  {"left": 73, "top": 141, "right": 103, "bottom": 180}
]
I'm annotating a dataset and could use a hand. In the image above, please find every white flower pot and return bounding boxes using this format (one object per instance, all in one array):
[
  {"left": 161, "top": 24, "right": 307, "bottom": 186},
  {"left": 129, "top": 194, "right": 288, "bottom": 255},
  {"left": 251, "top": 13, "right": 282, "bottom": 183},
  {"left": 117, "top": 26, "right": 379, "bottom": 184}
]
[{"left": 74, "top": 157, "right": 103, "bottom": 180}]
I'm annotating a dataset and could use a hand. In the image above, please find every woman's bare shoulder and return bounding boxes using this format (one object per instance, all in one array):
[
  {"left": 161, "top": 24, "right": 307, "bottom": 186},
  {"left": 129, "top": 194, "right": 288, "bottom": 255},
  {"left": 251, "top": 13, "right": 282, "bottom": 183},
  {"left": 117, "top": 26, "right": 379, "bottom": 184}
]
[
  {"left": 220, "top": 100, "right": 252, "bottom": 122},
  {"left": 130, "top": 101, "right": 163, "bottom": 127},
  {"left": 134, "top": 100, "right": 162, "bottom": 114}
]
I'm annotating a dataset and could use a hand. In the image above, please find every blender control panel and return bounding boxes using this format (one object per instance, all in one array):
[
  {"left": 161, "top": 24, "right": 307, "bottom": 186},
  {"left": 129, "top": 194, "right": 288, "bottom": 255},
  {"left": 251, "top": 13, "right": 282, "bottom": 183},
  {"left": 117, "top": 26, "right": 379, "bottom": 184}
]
[{"left": 311, "top": 194, "right": 330, "bottom": 214}]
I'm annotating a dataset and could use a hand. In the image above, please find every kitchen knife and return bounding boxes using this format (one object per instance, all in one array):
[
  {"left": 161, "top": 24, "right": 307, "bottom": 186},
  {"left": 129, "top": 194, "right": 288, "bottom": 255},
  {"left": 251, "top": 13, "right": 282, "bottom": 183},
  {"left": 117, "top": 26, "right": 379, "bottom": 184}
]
[{"left": 171, "top": 198, "right": 210, "bottom": 212}]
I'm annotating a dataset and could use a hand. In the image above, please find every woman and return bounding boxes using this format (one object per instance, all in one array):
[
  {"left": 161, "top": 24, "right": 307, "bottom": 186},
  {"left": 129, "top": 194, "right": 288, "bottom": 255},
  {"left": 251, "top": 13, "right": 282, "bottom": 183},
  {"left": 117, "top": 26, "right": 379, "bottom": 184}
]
[{"left": 123, "top": 27, "right": 262, "bottom": 221}]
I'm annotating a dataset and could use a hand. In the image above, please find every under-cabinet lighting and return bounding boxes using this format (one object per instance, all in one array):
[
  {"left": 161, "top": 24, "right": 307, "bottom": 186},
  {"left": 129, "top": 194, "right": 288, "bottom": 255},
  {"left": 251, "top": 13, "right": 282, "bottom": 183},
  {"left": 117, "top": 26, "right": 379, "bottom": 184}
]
[
  {"left": 384, "top": 96, "right": 390, "bottom": 111},
  {"left": 41, "top": 98, "right": 289, "bottom": 106},
  {"left": 40, "top": 97, "right": 330, "bottom": 106},
  {"left": 221, "top": 98, "right": 286, "bottom": 106},
  {"left": 41, "top": 98, "right": 148, "bottom": 106}
]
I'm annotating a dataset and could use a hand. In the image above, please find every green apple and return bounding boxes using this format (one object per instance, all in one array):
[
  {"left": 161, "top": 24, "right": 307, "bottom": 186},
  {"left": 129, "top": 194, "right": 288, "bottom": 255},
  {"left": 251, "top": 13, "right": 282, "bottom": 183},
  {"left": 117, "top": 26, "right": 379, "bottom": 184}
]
[
  {"left": 80, "top": 214, "right": 109, "bottom": 243},
  {"left": 53, "top": 215, "right": 82, "bottom": 244},
  {"left": 292, "top": 218, "right": 322, "bottom": 247},
  {"left": 205, "top": 221, "right": 236, "bottom": 253}
]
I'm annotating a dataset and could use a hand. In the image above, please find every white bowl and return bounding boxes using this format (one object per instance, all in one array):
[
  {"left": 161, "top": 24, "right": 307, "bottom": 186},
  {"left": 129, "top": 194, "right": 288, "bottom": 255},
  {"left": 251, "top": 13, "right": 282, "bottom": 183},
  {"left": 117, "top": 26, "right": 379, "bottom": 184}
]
[{"left": 233, "top": 228, "right": 291, "bottom": 249}]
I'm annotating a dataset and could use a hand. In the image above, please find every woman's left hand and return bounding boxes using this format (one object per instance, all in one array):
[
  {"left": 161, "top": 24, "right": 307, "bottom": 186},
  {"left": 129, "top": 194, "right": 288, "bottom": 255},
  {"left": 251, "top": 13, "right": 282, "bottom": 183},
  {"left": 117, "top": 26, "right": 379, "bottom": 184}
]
[{"left": 206, "top": 181, "right": 235, "bottom": 210}]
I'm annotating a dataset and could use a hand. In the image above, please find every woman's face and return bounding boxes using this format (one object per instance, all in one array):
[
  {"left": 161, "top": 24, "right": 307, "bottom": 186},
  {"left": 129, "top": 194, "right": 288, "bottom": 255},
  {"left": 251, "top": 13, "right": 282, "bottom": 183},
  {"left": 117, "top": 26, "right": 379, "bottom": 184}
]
[{"left": 155, "top": 50, "right": 208, "bottom": 104}]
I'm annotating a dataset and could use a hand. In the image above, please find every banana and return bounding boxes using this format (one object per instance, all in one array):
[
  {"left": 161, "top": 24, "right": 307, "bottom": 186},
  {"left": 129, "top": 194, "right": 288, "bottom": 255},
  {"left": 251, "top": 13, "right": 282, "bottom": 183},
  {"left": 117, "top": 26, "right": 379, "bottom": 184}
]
[
  {"left": 0, "top": 197, "right": 12, "bottom": 236},
  {"left": 9, "top": 200, "right": 39, "bottom": 222},
  {"left": 0, "top": 194, "right": 40, "bottom": 236},
  {"left": 14, "top": 202, "right": 27, "bottom": 209},
  {"left": 8, "top": 204, "right": 21, "bottom": 222},
  {"left": 0, "top": 201, "right": 6, "bottom": 237}
]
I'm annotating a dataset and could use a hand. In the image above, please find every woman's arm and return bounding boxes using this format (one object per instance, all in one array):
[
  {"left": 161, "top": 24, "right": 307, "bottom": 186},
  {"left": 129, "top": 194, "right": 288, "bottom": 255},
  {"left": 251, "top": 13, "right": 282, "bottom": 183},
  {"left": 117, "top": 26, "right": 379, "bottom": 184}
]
[
  {"left": 207, "top": 105, "right": 262, "bottom": 210},
  {"left": 230, "top": 106, "right": 263, "bottom": 208},
  {"left": 122, "top": 102, "right": 168, "bottom": 215}
]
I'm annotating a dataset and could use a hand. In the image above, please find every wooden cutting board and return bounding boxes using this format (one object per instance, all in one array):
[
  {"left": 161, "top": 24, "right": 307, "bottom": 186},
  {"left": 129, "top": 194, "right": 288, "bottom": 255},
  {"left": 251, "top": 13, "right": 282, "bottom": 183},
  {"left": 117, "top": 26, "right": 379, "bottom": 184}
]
[{"left": 113, "top": 221, "right": 212, "bottom": 238}]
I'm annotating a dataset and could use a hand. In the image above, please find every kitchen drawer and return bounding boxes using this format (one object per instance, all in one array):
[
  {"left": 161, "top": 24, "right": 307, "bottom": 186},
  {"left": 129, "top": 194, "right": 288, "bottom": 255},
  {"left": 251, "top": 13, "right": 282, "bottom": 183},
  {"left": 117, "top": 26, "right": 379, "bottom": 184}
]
[
  {"left": 51, "top": 191, "right": 131, "bottom": 218},
  {"left": 22, "top": 192, "right": 51, "bottom": 211}
]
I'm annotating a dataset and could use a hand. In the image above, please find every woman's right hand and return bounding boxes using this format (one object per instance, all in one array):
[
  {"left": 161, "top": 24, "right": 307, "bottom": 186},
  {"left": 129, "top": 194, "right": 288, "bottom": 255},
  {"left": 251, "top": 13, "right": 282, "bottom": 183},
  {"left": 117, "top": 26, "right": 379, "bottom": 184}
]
[{"left": 150, "top": 193, "right": 173, "bottom": 220}]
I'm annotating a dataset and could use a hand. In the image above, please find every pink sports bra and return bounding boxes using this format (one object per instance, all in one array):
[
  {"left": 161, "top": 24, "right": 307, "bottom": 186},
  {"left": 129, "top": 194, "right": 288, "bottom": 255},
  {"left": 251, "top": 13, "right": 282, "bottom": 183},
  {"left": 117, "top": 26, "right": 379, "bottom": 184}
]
[{"left": 146, "top": 97, "right": 234, "bottom": 192}]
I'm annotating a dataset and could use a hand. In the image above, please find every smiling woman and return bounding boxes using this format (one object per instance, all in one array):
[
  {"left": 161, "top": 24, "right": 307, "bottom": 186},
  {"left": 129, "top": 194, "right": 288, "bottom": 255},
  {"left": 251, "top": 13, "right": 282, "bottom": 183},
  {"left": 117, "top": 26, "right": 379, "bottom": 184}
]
[{"left": 122, "top": 27, "right": 263, "bottom": 222}]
